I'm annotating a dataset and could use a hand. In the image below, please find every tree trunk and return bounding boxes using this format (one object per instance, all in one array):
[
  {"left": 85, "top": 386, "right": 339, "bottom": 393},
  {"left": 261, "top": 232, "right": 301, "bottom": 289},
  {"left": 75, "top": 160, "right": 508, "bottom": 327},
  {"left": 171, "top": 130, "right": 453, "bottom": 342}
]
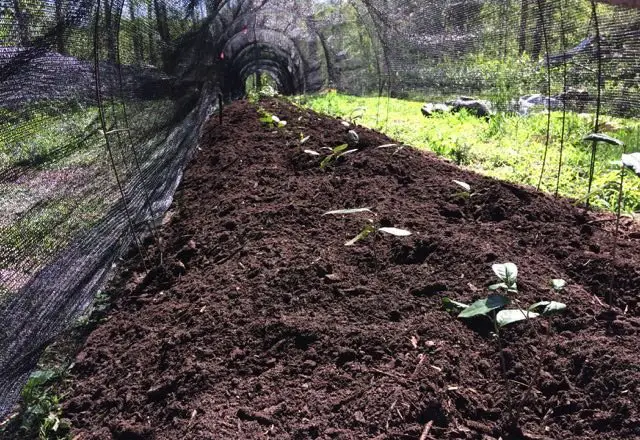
[
  {"left": 129, "top": 0, "right": 144, "bottom": 62},
  {"left": 518, "top": 0, "right": 528, "bottom": 55},
  {"left": 12, "top": 0, "right": 30, "bottom": 46},
  {"left": 531, "top": 0, "right": 546, "bottom": 60},
  {"left": 54, "top": 0, "right": 66, "bottom": 54},
  {"left": 153, "top": 0, "right": 170, "bottom": 44},
  {"left": 104, "top": 0, "right": 117, "bottom": 61},
  {"left": 147, "top": 0, "right": 157, "bottom": 65}
]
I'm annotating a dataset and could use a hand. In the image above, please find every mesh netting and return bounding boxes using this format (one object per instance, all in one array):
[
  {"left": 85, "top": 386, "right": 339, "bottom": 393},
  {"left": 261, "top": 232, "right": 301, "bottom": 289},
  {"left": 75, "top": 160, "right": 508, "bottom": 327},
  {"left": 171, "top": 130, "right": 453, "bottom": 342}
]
[{"left": 1, "top": 0, "right": 639, "bottom": 416}]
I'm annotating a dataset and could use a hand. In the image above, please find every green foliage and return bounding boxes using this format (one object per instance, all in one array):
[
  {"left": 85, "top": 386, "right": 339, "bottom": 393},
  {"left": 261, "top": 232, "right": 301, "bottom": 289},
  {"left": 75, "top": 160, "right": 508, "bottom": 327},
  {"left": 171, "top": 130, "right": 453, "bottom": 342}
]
[
  {"left": 18, "top": 370, "right": 69, "bottom": 439},
  {"left": 0, "top": 106, "right": 100, "bottom": 168},
  {"left": 299, "top": 93, "right": 640, "bottom": 213}
]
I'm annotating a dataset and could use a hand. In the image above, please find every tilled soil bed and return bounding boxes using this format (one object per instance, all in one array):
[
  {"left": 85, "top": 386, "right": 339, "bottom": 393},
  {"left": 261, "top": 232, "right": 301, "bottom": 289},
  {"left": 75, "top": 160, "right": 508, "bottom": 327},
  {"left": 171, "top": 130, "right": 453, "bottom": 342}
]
[{"left": 61, "top": 99, "right": 640, "bottom": 439}]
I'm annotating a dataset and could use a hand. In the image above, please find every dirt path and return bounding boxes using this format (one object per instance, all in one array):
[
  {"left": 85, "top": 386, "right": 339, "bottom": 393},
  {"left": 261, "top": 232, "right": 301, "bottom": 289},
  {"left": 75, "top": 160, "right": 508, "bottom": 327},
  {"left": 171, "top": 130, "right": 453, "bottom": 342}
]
[{"left": 62, "top": 99, "right": 640, "bottom": 439}]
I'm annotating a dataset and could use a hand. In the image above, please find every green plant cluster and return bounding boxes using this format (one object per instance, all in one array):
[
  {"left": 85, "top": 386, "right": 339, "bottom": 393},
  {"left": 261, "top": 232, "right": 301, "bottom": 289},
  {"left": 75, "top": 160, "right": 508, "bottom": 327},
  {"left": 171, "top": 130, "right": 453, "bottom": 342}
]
[
  {"left": 13, "top": 369, "right": 69, "bottom": 439},
  {"left": 443, "top": 263, "right": 567, "bottom": 328}
]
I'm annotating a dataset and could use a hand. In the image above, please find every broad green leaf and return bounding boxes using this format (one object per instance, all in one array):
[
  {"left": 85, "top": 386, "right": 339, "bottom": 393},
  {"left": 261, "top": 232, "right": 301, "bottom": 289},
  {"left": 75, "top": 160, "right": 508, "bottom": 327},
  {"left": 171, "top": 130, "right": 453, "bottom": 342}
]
[
  {"left": 333, "top": 143, "right": 349, "bottom": 154},
  {"left": 443, "top": 297, "right": 469, "bottom": 312},
  {"left": 452, "top": 180, "right": 471, "bottom": 191},
  {"left": 492, "top": 263, "right": 518, "bottom": 285},
  {"left": 583, "top": 133, "right": 624, "bottom": 146},
  {"left": 458, "top": 294, "right": 509, "bottom": 319},
  {"left": 529, "top": 301, "right": 567, "bottom": 315},
  {"left": 379, "top": 227, "right": 411, "bottom": 236},
  {"left": 345, "top": 225, "right": 375, "bottom": 246},
  {"left": 551, "top": 279, "right": 566, "bottom": 291},
  {"left": 323, "top": 207, "right": 372, "bottom": 216},
  {"left": 496, "top": 309, "right": 539, "bottom": 327}
]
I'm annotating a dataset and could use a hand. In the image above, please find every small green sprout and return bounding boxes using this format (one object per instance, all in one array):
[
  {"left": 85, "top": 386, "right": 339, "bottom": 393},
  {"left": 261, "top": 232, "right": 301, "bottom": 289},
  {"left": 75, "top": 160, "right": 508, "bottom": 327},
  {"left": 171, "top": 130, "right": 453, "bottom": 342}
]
[
  {"left": 320, "top": 143, "right": 358, "bottom": 169},
  {"left": 344, "top": 223, "right": 411, "bottom": 246},
  {"left": 348, "top": 106, "right": 366, "bottom": 124},
  {"left": 258, "top": 110, "right": 287, "bottom": 128},
  {"left": 322, "top": 207, "right": 411, "bottom": 246}
]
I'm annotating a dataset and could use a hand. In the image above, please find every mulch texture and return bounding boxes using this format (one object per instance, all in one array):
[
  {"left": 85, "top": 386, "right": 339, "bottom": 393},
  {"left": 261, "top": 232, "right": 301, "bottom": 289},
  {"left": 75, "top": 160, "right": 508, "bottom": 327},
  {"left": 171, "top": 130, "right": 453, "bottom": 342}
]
[{"left": 61, "top": 99, "right": 640, "bottom": 439}]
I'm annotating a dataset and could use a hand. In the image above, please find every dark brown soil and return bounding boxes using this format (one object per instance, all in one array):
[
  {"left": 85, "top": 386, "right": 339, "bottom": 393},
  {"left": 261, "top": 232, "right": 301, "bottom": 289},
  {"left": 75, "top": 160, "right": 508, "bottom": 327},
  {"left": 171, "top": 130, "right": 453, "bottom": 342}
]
[{"left": 61, "top": 99, "right": 640, "bottom": 439}]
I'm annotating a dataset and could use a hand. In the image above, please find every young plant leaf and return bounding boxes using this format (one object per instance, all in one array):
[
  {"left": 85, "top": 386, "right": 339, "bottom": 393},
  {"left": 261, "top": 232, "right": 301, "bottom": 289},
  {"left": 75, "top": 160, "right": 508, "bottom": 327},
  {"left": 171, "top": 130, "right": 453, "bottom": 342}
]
[
  {"left": 338, "top": 148, "right": 359, "bottom": 157},
  {"left": 300, "top": 135, "right": 310, "bottom": 144},
  {"left": 583, "top": 133, "right": 624, "bottom": 146},
  {"left": 345, "top": 224, "right": 375, "bottom": 246},
  {"left": 496, "top": 309, "right": 539, "bottom": 327},
  {"left": 442, "top": 297, "right": 469, "bottom": 312},
  {"left": 303, "top": 149, "right": 320, "bottom": 156},
  {"left": 323, "top": 207, "right": 372, "bottom": 216},
  {"left": 333, "top": 143, "right": 349, "bottom": 154},
  {"left": 320, "top": 155, "right": 333, "bottom": 169},
  {"left": 529, "top": 301, "right": 567, "bottom": 315},
  {"left": 452, "top": 180, "right": 471, "bottom": 191},
  {"left": 492, "top": 263, "right": 518, "bottom": 285},
  {"left": 551, "top": 279, "right": 566, "bottom": 291},
  {"left": 379, "top": 227, "right": 411, "bottom": 237},
  {"left": 488, "top": 282, "right": 508, "bottom": 291},
  {"left": 458, "top": 294, "right": 509, "bottom": 319}
]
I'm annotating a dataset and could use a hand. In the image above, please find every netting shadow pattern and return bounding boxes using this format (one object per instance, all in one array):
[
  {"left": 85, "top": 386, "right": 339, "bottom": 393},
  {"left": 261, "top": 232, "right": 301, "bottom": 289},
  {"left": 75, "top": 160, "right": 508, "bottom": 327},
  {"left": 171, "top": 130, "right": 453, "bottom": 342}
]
[{"left": 1, "top": 0, "right": 639, "bottom": 417}]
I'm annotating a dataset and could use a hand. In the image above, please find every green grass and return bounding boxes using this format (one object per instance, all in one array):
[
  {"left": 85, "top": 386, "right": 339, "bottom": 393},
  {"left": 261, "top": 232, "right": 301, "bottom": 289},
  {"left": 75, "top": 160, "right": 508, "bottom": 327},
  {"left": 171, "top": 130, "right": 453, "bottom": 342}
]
[
  {"left": 0, "top": 106, "right": 101, "bottom": 169},
  {"left": 294, "top": 92, "right": 640, "bottom": 213}
]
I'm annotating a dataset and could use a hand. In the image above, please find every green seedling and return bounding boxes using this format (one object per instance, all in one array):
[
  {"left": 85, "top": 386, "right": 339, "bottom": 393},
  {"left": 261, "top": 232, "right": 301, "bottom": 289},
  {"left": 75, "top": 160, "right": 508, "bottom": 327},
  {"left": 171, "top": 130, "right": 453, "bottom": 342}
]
[
  {"left": 443, "top": 263, "right": 567, "bottom": 427},
  {"left": 320, "top": 143, "right": 358, "bottom": 169},
  {"left": 344, "top": 221, "right": 411, "bottom": 246},
  {"left": 452, "top": 179, "right": 474, "bottom": 201},
  {"left": 258, "top": 109, "right": 287, "bottom": 128},
  {"left": 452, "top": 180, "right": 471, "bottom": 192},
  {"left": 444, "top": 263, "right": 566, "bottom": 327},
  {"left": 322, "top": 207, "right": 411, "bottom": 246}
]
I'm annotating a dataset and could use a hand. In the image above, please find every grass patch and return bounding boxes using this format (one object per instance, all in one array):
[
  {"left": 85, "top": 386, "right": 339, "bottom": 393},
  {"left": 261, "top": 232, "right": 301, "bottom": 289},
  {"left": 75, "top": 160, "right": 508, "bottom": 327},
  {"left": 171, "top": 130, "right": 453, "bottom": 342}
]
[{"left": 294, "top": 92, "right": 640, "bottom": 213}]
